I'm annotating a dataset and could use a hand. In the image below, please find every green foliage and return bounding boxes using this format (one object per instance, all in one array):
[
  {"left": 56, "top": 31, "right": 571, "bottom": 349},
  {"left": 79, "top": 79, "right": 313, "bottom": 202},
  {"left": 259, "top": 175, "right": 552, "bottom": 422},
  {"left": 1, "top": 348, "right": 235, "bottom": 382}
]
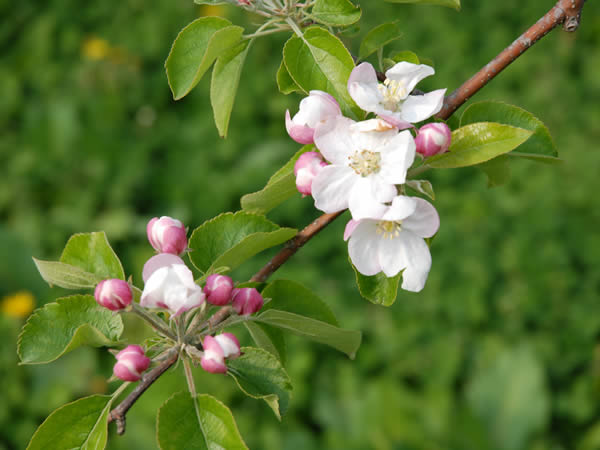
[
  {"left": 283, "top": 27, "right": 361, "bottom": 118},
  {"left": 165, "top": 17, "right": 244, "bottom": 100},
  {"left": 276, "top": 60, "right": 302, "bottom": 95},
  {"left": 244, "top": 321, "right": 287, "bottom": 364},
  {"left": 405, "top": 179, "right": 435, "bottom": 200},
  {"left": 385, "top": 0, "right": 461, "bottom": 10},
  {"left": 312, "top": 0, "right": 362, "bottom": 27},
  {"left": 227, "top": 347, "right": 293, "bottom": 420},
  {"left": 352, "top": 267, "right": 401, "bottom": 306},
  {"left": 157, "top": 392, "right": 248, "bottom": 450},
  {"left": 426, "top": 122, "right": 533, "bottom": 168},
  {"left": 18, "top": 295, "right": 123, "bottom": 364},
  {"left": 27, "top": 395, "right": 112, "bottom": 450},
  {"left": 188, "top": 212, "right": 297, "bottom": 274},
  {"left": 359, "top": 22, "right": 403, "bottom": 60}
]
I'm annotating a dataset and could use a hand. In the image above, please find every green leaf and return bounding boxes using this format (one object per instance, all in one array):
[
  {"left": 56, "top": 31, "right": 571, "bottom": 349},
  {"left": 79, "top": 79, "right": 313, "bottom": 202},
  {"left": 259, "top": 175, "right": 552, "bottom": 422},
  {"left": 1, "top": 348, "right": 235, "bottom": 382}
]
[
  {"left": 405, "top": 179, "right": 435, "bottom": 200},
  {"left": 18, "top": 295, "right": 123, "bottom": 364},
  {"left": 165, "top": 17, "right": 244, "bottom": 100},
  {"left": 352, "top": 265, "right": 401, "bottom": 306},
  {"left": 157, "top": 392, "right": 247, "bottom": 450},
  {"left": 312, "top": 0, "right": 362, "bottom": 27},
  {"left": 32, "top": 259, "right": 102, "bottom": 289},
  {"left": 359, "top": 22, "right": 403, "bottom": 60},
  {"left": 261, "top": 279, "right": 339, "bottom": 325},
  {"left": 227, "top": 347, "right": 293, "bottom": 420},
  {"left": 385, "top": 0, "right": 461, "bottom": 11},
  {"left": 256, "top": 309, "right": 361, "bottom": 359},
  {"left": 244, "top": 322, "right": 287, "bottom": 365},
  {"left": 241, "top": 145, "right": 314, "bottom": 214},
  {"left": 27, "top": 395, "right": 112, "bottom": 450},
  {"left": 283, "top": 26, "right": 360, "bottom": 118},
  {"left": 460, "top": 101, "right": 559, "bottom": 158},
  {"left": 387, "top": 50, "right": 420, "bottom": 65},
  {"left": 276, "top": 59, "right": 302, "bottom": 95},
  {"left": 478, "top": 155, "right": 511, "bottom": 187},
  {"left": 188, "top": 211, "right": 297, "bottom": 274},
  {"left": 60, "top": 232, "right": 125, "bottom": 280},
  {"left": 425, "top": 122, "right": 533, "bottom": 169},
  {"left": 211, "top": 40, "right": 250, "bottom": 138}
]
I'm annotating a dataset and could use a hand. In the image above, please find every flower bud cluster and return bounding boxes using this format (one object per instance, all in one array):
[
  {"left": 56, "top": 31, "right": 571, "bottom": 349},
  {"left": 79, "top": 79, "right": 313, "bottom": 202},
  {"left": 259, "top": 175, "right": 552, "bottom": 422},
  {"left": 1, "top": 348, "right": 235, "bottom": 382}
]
[
  {"left": 113, "top": 345, "right": 151, "bottom": 382},
  {"left": 200, "top": 333, "right": 241, "bottom": 374}
]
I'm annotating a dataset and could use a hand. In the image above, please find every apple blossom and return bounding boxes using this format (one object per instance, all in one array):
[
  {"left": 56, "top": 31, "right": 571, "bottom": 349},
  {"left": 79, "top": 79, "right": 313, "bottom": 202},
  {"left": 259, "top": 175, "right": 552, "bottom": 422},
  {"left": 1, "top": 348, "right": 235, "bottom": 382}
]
[
  {"left": 147, "top": 216, "right": 187, "bottom": 255},
  {"left": 285, "top": 90, "right": 341, "bottom": 144},
  {"left": 312, "top": 116, "right": 416, "bottom": 220},
  {"left": 214, "top": 333, "right": 241, "bottom": 359},
  {"left": 140, "top": 260, "right": 204, "bottom": 317},
  {"left": 203, "top": 274, "right": 234, "bottom": 306},
  {"left": 113, "top": 345, "right": 151, "bottom": 382},
  {"left": 94, "top": 279, "right": 132, "bottom": 311},
  {"left": 200, "top": 335, "right": 227, "bottom": 374},
  {"left": 348, "top": 62, "right": 446, "bottom": 129},
  {"left": 294, "top": 151, "right": 328, "bottom": 196},
  {"left": 345, "top": 195, "right": 440, "bottom": 292},
  {"left": 415, "top": 122, "right": 452, "bottom": 157},
  {"left": 232, "top": 287, "right": 264, "bottom": 315}
]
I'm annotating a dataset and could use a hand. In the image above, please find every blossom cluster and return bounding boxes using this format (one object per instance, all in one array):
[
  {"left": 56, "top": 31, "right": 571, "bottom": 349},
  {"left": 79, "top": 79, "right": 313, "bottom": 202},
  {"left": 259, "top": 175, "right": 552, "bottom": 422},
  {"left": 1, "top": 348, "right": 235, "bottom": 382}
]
[
  {"left": 287, "top": 62, "right": 451, "bottom": 292},
  {"left": 93, "top": 216, "right": 264, "bottom": 382}
]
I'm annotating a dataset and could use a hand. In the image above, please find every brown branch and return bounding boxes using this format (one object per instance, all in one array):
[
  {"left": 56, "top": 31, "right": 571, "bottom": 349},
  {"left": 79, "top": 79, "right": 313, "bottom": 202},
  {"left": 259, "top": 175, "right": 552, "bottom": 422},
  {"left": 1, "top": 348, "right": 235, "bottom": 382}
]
[
  {"left": 108, "top": 349, "right": 178, "bottom": 435},
  {"left": 251, "top": 0, "right": 586, "bottom": 283},
  {"left": 437, "top": 0, "right": 586, "bottom": 120}
]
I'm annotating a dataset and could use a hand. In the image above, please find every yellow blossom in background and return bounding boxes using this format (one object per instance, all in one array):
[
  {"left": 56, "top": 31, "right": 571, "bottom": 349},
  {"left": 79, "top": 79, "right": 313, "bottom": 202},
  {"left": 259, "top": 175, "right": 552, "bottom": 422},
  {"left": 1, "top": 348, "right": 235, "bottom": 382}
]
[
  {"left": 1, "top": 291, "right": 35, "bottom": 319},
  {"left": 199, "top": 5, "right": 226, "bottom": 17},
  {"left": 82, "top": 36, "right": 111, "bottom": 61}
]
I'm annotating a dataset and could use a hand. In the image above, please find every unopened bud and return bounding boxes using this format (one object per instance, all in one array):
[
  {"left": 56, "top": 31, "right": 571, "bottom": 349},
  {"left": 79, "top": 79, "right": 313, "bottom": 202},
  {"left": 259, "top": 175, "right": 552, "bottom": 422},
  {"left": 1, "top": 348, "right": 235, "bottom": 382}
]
[
  {"left": 285, "top": 90, "right": 341, "bottom": 145},
  {"left": 94, "top": 279, "right": 132, "bottom": 311},
  {"left": 232, "top": 288, "right": 264, "bottom": 315},
  {"left": 200, "top": 335, "right": 227, "bottom": 374},
  {"left": 147, "top": 216, "right": 188, "bottom": 255},
  {"left": 415, "top": 122, "right": 452, "bottom": 157},
  {"left": 294, "top": 152, "right": 327, "bottom": 197},
  {"left": 203, "top": 274, "right": 234, "bottom": 306},
  {"left": 237, "top": 0, "right": 251, "bottom": 5},
  {"left": 214, "top": 333, "right": 241, "bottom": 359},
  {"left": 113, "top": 345, "right": 151, "bottom": 382}
]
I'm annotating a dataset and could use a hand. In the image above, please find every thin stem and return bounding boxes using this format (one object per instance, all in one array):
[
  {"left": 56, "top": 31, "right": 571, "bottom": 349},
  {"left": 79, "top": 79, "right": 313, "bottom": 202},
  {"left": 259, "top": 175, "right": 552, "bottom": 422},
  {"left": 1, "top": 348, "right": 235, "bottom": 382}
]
[
  {"left": 129, "top": 303, "right": 177, "bottom": 342},
  {"left": 285, "top": 16, "right": 304, "bottom": 39},
  {"left": 111, "top": 381, "right": 131, "bottom": 401},
  {"left": 182, "top": 358, "right": 198, "bottom": 398}
]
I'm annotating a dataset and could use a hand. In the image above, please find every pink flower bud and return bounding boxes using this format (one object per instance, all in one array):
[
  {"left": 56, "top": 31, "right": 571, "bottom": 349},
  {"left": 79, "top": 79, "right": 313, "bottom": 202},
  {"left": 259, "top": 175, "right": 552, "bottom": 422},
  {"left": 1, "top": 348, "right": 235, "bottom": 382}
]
[
  {"left": 294, "top": 152, "right": 328, "bottom": 197},
  {"left": 203, "top": 274, "right": 234, "bottom": 306},
  {"left": 147, "top": 216, "right": 187, "bottom": 255},
  {"left": 214, "top": 333, "right": 241, "bottom": 359},
  {"left": 415, "top": 122, "right": 452, "bottom": 157},
  {"left": 285, "top": 90, "right": 341, "bottom": 145},
  {"left": 232, "top": 288, "right": 264, "bottom": 316},
  {"left": 94, "top": 279, "right": 132, "bottom": 311},
  {"left": 200, "top": 335, "right": 227, "bottom": 374},
  {"left": 237, "top": 0, "right": 251, "bottom": 5},
  {"left": 113, "top": 345, "right": 151, "bottom": 382}
]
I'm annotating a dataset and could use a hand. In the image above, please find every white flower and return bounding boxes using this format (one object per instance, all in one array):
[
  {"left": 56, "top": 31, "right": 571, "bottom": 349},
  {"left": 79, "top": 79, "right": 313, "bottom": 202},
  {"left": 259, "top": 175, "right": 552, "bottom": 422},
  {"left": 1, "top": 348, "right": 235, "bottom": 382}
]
[
  {"left": 285, "top": 90, "right": 341, "bottom": 145},
  {"left": 312, "top": 116, "right": 415, "bottom": 220},
  {"left": 141, "top": 261, "right": 204, "bottom": 317},
  {"left": 344, "top": 195, "right": 440, "bottom": 292},
  {"left": 348, "top": 62, "right": 446, "bottom": 129}
]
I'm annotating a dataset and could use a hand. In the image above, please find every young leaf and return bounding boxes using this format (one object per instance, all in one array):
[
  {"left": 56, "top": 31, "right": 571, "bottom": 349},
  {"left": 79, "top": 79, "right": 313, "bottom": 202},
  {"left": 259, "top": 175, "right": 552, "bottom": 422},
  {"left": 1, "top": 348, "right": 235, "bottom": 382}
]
[
  {"left": 211, "top": 40, "right": 250, "bottom": 138},
  {"left": 276, "top": 60, "right": 302, "bottom": 95},
  {"left": 425, "top": 123, "right": 533, "bottom": 169},
  {"left": 18, "top": 295, "right": 123, "bottom": 364},
  {"left": 256, "top": 309, "right": 361, "bottom": 359},
  {"left": 188, "top": 212, "right": 296, "bottom": 274},
  {"left": 385, "top": 0, "right": 461, "bottom": 11},
  {"left": 241, "top": 145, "right": 314, "bottom": 214},
  {"left": 261, "top": 279, "right": 339, "bottom": 325},
  {"left": 352, "top": 265, "right": 401, "bottom": 306},
  {"left": 358, "top": 22, "right": 403, "bottom": 60},
  {"left": 312, "top": 0, "right": 362, "bottom": 27},
  {"left": 387, "top": 50, "right": 420, "bottom": 64},
  {"left": 27, "top": 395, "right": 112, "bottom": 450},
  {"left": 61, "top": 231, "right": 125, "bottom": 280},
  {"left": 244, "top": 322, "right": 287, "bottom": 365},
  {"left": 157, "top": 392, "right": 247, "bottom": 450},
  {"left": 165, "top": 17, "right": 243, "bottom": 100},
  {"left": 227, "top": 347, "right": 293, "bottom": 420},
  {"left": 283, "top": 26, "right": 361, "bottom": 118},
  {"left": 405, "top": 179, "right": 435, "bottom": 200},
  {"left": 32, "top": 259, "right": 101, "bottom": 289}
]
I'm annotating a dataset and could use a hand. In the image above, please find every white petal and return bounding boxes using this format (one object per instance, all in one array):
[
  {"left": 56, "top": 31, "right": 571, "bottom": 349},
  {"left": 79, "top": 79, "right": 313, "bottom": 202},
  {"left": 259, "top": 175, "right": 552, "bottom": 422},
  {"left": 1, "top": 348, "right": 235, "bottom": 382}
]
[
  {"left": 347, "top": 220, "right": 382, "bottom": 276},
  {"left": 141, "top": 266, "right": 169, "bottom": 308},
  {"left": 396, "top": 231, "right": 432, "bottom": 292},
  {"left": 350, "top": 126, "right": 398, "bottom": 152},
  {"left": 381, "top": 195, "right": 417, "bottom": 222},
  {"left": 378, "top": 130, "right": 416, "bottom": 184},
  {"left": 401, "top": 197, "right": 440, "bottom": 238},
  {"left": 314, "top": 116, "right": 356, "bottom": 164},
  {"left": 344, "top": 219, "right": 360, "bottom": 241},
  {"left": 400, "top": 89, "right": 446, "bottom": 123},
  {"left": 348, "top": 177, "right": 395, "bottom": 220},
  {"left": 378, "top": 232, "right": 408, "bottom": 277},
  {"left": 142, "top": 254, "right": 185, "bottom": 283},
  {"left": 347, "top": 63, "right": 383, "bottom": 113},
  {"left": 312, "top": 165, "right": 356, "bottom": 213},
  {"left": 385, "top": 62, "right": 435, "bottom": 94},
  {"left": 171, "top": 263, "right": 197, "bottom": 289}
]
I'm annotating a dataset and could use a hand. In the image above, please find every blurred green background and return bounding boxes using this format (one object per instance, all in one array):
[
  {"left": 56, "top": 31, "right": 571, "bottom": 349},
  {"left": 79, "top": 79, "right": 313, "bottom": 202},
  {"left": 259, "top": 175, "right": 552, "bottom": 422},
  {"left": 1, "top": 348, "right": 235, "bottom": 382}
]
[{"left": 1, "top": 0, "right": 599, "bottom": 449}]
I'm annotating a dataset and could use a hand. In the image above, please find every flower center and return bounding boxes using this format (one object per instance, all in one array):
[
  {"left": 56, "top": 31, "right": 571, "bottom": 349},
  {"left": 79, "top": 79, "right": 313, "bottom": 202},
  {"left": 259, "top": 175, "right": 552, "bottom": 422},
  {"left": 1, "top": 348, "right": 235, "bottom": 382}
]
[
  {"left": 376, "top": 220, "right": 402, "bottom": 239},
  {"left": 377, "top": 78, "right": 408, "bottom": 111},
  {"left": 348, "top": 150, "right": 381, "bottom": 177}
]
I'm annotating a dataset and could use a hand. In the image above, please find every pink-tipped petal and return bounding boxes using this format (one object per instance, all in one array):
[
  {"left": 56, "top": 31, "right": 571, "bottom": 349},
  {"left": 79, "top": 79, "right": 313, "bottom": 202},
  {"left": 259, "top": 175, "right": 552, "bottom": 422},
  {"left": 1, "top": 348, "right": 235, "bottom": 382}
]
[{"left": 143, "top": 253, "right": 185, "bottom": 283}]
